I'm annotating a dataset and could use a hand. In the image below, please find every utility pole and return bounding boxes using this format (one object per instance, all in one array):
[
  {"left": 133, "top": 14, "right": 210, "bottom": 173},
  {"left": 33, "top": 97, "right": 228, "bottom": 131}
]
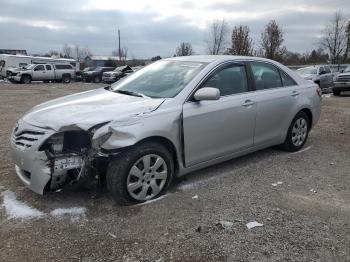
[{"left": 118, "top": 28, "right": 121, "bottom": 61}]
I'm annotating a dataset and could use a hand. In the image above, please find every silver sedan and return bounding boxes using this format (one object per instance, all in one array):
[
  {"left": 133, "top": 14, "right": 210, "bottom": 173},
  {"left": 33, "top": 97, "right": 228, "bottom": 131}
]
[{"left": 11, "top": 56, "right": 322, "bottom": 204}]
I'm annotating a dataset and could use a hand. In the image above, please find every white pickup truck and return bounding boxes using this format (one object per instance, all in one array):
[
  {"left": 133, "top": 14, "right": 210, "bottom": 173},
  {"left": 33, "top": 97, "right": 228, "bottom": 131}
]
[{"left": 7, "top": 63, "right": 75, "bottom": 84}]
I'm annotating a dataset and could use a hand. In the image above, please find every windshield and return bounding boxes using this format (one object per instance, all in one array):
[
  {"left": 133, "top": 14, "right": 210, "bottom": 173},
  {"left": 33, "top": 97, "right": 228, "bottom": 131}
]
[
  {"left": 111, "top": 60, "right": 206, "bottom": 98},
  {"left": 297, "top": 67, "right": 317, "bottom": 75},
  {"left": 83, "top": 67, "right": 94, "bottom": 72},
  {"left": 25, "top": 64, "right": 36, "bottom": 70}
]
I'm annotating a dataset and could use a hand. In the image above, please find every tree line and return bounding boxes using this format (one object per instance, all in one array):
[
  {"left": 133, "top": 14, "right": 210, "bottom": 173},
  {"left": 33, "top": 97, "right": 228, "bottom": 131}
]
[{"left": 175, "top": 11, "right": 350, "bottom": 67}]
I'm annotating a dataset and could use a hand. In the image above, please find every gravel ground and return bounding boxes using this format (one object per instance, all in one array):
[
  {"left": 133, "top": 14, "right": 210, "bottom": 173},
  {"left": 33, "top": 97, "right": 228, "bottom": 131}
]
[{"left": 0, "top": 81, "right": 349, "bottom": 262}]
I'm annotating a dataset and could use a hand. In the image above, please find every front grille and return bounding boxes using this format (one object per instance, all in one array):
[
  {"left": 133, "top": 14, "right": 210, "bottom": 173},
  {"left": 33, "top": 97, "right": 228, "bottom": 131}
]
[
  {"left": 6, "top": 70, "right": 16, "bottom": 77},
  {"left": 337, "top": 75, "right": 350, "bottom": 82},
  {"left": 12, "top": 129, "right": 45, "bottom": 149}
]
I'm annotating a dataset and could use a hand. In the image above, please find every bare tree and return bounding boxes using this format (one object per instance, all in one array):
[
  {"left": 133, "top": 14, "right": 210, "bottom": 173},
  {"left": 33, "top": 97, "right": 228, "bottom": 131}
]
[
  {"left": 112, "top": 47, "right": 128, "bottom": 61},
  {"left": 342, "top": 20, "right": 350, "bottom": 62},
  {"left": 206, "top": 20, "right": 229, "bottom": 55},
  {"left": 260, "top": 20, "right": 284, "bottom": 60},
  {"left": 320, "top": 11, "right": 348, "bottom": 67},
  {"left": 80, "top": 47, "right": 92, "bottom": 59},
  {"left": 121, "top": 47, "right": 128, "bottom": 60},
  {"left": 48, "top": 50, "right": 59, "bottom": 57},
  {"left": 62, "top": 43, "right": 73, "bottom": 58},
  {"left": 227, "top": 25, "right": 253, "bottom": 56},
  {"left": 175, "top": 42, "right": 194, "bottom": 56}
]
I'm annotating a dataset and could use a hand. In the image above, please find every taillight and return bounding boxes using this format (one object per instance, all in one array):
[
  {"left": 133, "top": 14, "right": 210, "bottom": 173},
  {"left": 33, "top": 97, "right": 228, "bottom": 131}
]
[{"left": 316, "top": 87, "right": 322, "bottom": 98}]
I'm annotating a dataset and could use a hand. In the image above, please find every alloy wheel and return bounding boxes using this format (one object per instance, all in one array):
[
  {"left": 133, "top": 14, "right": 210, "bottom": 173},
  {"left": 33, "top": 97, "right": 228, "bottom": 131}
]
[
  {"left": 126, "top": 154, "right": 168, "bottom": 201},
  {"left": 291, "top": 118, "right": 308, "bottom": 146}
]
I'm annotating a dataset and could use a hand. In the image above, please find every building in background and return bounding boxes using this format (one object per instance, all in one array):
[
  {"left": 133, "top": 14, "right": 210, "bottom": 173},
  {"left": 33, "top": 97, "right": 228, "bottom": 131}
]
[
  {"left": 0, "top": 49, "right": 27, "bottom": 55},
  {"left": 84, "top": 55, "right": 119, "bottom": 67}
]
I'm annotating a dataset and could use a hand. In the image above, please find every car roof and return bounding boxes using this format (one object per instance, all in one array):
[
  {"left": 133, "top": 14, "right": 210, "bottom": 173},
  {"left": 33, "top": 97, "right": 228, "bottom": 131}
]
[{"left": 164, "top": 55, "right": 283, "bottom": 64}]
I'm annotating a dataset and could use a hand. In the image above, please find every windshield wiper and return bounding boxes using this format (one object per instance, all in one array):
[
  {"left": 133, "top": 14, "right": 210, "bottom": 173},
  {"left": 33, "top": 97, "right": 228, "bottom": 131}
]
[{"left": 115, "top": 90, "right": 148, "bottom": 98}]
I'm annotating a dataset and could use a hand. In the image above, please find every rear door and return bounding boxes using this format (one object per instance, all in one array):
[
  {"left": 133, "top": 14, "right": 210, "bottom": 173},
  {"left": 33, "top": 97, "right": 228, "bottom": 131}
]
[
  {"left": 44, "top": 65, "right": 54, "bottom": 80},
  {"left": 32, "top": 65, "right": 46, "bottom": 80},
  {"left": 249, "top": 61, "right": 300, "bottom": 146},
  {"left": 182, "top": 62, "right": 256, "bottom": 166}
]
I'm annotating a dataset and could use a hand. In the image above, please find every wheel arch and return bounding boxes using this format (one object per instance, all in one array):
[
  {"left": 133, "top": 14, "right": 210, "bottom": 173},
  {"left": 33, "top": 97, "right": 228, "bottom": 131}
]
[
  {"left": 134, "top": 136, "right": 179, "bottom": 173},
  {"left": 21, "top": 74, "right": 32, "bottom": 80},
  {"left": 299, "top": 108, "right": 313, "bottom": 128}
]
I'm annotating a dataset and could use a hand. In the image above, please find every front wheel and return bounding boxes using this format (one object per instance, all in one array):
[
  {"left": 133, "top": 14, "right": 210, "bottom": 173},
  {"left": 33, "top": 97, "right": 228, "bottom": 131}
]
[
  {"left": 106, "top": 142, "right": 174, "bottom": 205},
  {"left": 21, "top": 75, "right": 31, "bottom": 84},
  {"left": 281, "top": 111, "right": 310, "bottom": 152}
]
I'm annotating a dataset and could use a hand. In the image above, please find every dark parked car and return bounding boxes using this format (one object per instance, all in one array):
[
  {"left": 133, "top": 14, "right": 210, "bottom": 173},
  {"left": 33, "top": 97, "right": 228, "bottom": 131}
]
[
  {"left": 102, "top": 65, "right": 134, "bottom": 84},
  {"left": 82, "top": 67, "right": 114, "bottom": 83},
  {"left": 75, "top": 67, "right": 95, "bottom": 82}
]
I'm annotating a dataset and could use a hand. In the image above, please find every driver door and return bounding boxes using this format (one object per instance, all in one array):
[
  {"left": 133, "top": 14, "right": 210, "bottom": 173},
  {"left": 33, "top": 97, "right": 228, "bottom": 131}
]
[
  {"left": 32, "top": 65, "right": 46, "bottom": 80},
  {"left": 182, "top": 63, "right": 256, "bottom": 167}
]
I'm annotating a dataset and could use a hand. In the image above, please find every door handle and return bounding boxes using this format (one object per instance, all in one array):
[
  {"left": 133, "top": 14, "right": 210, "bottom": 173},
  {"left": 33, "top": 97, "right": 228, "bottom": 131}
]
[
  {"left": 242, "top": 100, "right": 255, "bottom": 107},
  {"left": 291, "top": 91, "right": 300, "bottom": 97}
]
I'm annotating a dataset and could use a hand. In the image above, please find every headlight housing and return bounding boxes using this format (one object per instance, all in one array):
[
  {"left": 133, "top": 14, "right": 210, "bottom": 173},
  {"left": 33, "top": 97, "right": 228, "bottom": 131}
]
[
  {"left": 40, "top": 133, "right": 64, "bottom": 154},
  {"left": 40, "top": 131, "right": 91, "bottom": 154}
]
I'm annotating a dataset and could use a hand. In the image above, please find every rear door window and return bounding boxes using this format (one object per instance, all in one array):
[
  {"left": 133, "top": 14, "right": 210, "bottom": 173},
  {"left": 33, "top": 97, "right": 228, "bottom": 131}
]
[
  {"left": 46, "top": 65, "right": 52, "bottom": 71},
  {"left": 250, "top": 62, "right": 283, "bottom": 90},
  {"left": 280, "top": 71, "right": 297, "bottom": 86}
]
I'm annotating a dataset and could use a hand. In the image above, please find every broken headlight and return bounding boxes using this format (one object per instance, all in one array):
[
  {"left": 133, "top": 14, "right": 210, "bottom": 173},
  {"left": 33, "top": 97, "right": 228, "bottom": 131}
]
[{"left": 46, "top": 133, "right": 64, "bottom": 154}]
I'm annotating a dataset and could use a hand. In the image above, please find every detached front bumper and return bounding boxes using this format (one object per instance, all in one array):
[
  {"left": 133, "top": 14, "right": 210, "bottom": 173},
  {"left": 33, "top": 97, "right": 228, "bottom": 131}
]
[{"left": 10, "top": 120, "right": 55, "bottom": 194}]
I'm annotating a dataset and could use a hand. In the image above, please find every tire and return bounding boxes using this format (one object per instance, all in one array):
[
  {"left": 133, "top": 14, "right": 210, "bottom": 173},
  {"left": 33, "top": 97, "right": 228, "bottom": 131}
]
[
  {"left": 333, "top": 89, "right": 341, "bottom": 96},
  {"left": 62, "top": 74, "right": 71, "bottom": 84},
  {"left": 106, "top": 142, "right": 174, "bottom": 205},
  {"left": 281, "top": 111, "right": 310, "bottom": 152},
  {"left": 94, "top": 76, "right": 101, "bottom": 83},
  {"left": 21, "top": 75, "right": 31, "bottom": 84}
]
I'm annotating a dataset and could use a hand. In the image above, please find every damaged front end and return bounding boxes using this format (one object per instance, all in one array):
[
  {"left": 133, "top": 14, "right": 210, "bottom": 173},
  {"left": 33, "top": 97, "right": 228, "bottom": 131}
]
[
  {"left": 39, "top": 130, "right": 92, "bottom": 191},
  {"left": 11, "top": 120, "right": 112, "bottom": 194}
]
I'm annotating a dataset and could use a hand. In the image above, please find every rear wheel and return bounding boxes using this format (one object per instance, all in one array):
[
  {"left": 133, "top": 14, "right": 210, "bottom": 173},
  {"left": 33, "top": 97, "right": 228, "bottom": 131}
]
[
  {"left": 106, "top": 142, "right": 174, "bottom": 205},
  {"left": 62, "top": 74, "right": 71, "bottom": 84},
  {"left": 21, "top": 75, "right": 31, "bottom": 84},
  {"left": 281, "top": 111, "right": 310, "bottom": 152}
]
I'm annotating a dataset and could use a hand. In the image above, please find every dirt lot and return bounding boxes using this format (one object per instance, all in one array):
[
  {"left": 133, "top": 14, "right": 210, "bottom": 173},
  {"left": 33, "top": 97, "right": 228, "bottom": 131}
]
[{"left": 0, "top": 81, "right": 349, "bottom": 262}]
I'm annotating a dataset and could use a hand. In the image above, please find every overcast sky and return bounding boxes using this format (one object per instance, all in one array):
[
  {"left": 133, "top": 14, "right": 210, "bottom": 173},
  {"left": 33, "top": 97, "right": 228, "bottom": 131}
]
[{"left": 0, "top": 0, "right": 349, "bottom": 58}]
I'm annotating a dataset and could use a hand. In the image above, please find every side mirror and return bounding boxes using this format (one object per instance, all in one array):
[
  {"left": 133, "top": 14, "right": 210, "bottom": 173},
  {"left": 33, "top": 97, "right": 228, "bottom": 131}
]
[{"left": 194, "top": 87, "right": 220, "bottom": 101}]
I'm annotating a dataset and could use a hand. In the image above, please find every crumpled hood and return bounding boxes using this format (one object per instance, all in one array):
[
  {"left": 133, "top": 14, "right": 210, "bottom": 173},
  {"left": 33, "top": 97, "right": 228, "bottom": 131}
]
[{"left": 22, "top": 88, "right": 165, "bottom": 131}]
